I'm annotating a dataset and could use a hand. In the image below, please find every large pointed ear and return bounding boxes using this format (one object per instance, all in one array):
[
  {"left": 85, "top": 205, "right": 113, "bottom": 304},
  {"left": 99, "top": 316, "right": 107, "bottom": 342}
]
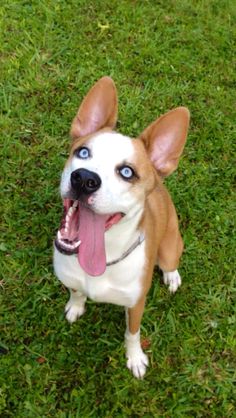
[
  {"left": 140, "top": 107, "right": 190, "bottom": 176},
  {"left": 70, "top": 76, "right": 118, "bottom": 139}
]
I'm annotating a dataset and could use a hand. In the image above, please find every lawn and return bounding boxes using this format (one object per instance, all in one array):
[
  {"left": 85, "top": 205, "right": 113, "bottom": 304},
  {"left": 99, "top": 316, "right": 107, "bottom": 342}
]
[{"left": 0, "top": 0, "right": 235, "bottom": 416}]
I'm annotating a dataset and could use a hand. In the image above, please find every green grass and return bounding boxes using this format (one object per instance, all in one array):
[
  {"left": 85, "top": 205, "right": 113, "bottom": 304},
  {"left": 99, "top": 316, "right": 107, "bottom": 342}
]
[{"left": 1, "top": 0, "right": 236, "bottom": 416}]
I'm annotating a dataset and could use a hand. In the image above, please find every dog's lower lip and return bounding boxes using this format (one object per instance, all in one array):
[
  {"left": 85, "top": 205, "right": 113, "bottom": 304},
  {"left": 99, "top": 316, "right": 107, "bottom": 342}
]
[
  {"left": 55, "top": 224, "right": 81, "bottom": 254},
  {"left": 54, "top": 238, "right": 79, "bottom": 255}
]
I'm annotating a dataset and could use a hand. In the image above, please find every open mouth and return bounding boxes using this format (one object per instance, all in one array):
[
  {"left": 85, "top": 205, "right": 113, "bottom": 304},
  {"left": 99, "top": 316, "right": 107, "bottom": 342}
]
[
  {"left": 55, "top": 199, "right": 81, "bottom": 255},
  {"left": 55, "top": 198, "right": 123, "bottom": 276}
]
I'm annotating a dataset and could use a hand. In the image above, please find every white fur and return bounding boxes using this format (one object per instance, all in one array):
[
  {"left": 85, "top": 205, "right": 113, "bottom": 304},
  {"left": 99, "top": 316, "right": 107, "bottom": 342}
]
[
  {"left": 65, "top": 290, "right": 87, "bottom": 323},
  {"left": 125, "top": 329, "right": 149, "bottom": 379},
  {"left": 163, "top": 270, "right": 182, "bottom": 293}
]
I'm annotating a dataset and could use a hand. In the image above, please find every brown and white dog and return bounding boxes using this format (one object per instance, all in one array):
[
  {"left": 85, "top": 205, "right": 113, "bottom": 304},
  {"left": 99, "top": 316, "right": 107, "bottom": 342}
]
[{"left": 53, "top": 77, "right": 190, "bottom": 378}]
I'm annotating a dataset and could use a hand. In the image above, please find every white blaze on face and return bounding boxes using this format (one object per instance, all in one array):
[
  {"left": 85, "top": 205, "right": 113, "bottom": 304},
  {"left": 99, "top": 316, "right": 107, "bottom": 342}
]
[{"left": 60, "top": 132, "right": 143, "bottom": 215}]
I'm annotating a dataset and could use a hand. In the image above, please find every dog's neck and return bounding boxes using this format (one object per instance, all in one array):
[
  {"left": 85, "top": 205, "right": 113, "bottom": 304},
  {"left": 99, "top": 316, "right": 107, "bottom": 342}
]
[{"left": 104, "top": 205, "right": 144, "bottom": 264}]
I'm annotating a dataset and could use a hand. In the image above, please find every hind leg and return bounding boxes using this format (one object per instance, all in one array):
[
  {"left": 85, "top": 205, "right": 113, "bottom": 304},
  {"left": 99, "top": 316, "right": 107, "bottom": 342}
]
[
  {"left": 163, "top": 270, "right": 182, "bottom": 293},
  {"left": 157, "top": 202, "right": 184, "bottom": 293}
]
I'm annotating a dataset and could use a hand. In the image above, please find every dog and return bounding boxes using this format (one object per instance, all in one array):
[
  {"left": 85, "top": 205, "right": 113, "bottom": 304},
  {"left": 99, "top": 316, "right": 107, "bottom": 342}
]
[{"left": 53, "top": 76, "right": 190, "bottom": 378}]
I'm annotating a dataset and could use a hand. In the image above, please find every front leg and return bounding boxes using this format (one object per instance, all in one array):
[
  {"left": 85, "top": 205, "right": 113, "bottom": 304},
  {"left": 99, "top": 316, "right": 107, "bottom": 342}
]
[
  {"left": 65, "top": 289, "right": 87, "bottom": 323},
  {"left": 125, "top": 296, "right": 149, "bottom": 379}
]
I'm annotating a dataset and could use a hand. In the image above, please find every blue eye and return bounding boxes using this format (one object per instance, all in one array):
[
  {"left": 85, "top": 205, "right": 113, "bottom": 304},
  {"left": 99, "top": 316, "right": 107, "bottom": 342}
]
[
  {"left": 119, "top": 166, "right": 135, "bottom": 180},
  {"left": 75, "top": 147, "right": 90, "bottom": 159}
]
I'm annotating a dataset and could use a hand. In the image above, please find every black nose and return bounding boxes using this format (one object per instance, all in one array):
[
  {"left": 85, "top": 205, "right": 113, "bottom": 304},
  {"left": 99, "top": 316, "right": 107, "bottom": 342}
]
[{"left": 71, "top": 168, "right": 101, "bottom": 196}]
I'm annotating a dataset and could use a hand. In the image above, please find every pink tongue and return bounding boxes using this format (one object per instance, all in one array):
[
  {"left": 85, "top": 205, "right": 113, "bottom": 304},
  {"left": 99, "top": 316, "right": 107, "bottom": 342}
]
[{"left": 78, "top": 205, "right": 107, "bottom": 276}]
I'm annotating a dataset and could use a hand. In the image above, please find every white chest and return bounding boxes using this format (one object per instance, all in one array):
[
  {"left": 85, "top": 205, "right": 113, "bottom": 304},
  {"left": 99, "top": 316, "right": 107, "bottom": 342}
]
[{"left": 53, "top": 240, "right": 146, "bottom": 308}]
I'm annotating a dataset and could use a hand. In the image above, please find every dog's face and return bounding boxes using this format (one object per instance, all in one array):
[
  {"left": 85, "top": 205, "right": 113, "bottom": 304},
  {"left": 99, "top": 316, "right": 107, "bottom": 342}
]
[
  {"left": 60, "top": 130, "right": 156, "bottom": 216},
  {"left": 55, "top": 77, "right": 189, "bottom": 276}
]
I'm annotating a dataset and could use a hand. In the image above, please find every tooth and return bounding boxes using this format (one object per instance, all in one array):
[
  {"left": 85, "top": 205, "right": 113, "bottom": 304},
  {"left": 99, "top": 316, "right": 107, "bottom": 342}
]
[
  {"left": 73, "top": 201, "right": 78, "bottom": 208},
  {"left": 74, "top": 240, "right": 81, "bottom": 249},
  {"left": 57, "top": 231, "right": 62, "bottom": 240},
  {"left": 71, "top": 241, "right": 79, "bottom": 249},
  {"left": 68, "top": 207, "right": 73, "bottom": 216}
]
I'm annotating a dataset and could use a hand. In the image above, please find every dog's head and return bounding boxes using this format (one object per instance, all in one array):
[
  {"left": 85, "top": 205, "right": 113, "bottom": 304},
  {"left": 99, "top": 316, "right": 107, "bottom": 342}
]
[{"left": 55, "top": 77, "right": 190, "bottom": 276}]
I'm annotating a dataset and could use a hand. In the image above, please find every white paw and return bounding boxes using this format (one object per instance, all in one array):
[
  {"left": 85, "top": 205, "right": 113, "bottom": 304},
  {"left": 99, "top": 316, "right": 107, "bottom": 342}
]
[
  {"left": 65, "top": 301, "right": 85, "bottom": 323},
  {"left": 163, "top": 270, "right": 181, "bottom": 293},
  {"left": 126, "top": 350, "right": 149, "bottom": 379}
]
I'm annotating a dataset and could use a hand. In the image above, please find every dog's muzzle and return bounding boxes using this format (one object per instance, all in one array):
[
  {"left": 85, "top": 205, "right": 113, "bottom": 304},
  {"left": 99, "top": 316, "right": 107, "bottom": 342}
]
[{"left": 71, "top": 168, "right": 101, "bottom": 197}]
